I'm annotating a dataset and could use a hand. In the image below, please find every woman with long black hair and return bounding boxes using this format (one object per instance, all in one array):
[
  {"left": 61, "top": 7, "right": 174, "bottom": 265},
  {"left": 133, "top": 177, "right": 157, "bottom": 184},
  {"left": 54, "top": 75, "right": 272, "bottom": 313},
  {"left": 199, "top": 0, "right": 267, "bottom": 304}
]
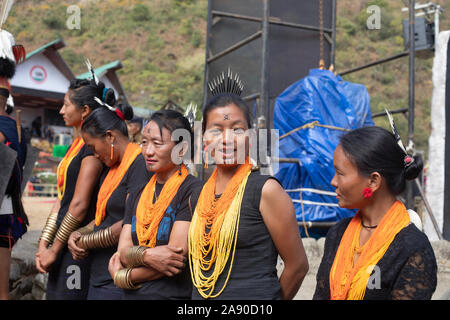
[
  {"left": 35, "top": 78, "right": 108, "bottom": 300},
  {"left": 313, "top": 125, "right": 437, "bottom": 300},
  {"left": 108, "top": 109, "right": 203, "bottom": 300},
  {"left": 67, "top": 101, "right": 151, "bottom": 300}
]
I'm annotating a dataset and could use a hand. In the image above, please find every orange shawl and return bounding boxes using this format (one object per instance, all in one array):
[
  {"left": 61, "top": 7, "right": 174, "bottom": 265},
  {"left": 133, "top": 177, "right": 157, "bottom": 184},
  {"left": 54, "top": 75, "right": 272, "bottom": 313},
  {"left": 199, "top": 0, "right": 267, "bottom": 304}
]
[
  {"left": 329, "top": 200, "right": 410, "bottom": 300},
  {"left": 136, "top": 164, "right": 189, "bottom": 247},
  {"left": 57, "top": 137, "right": 85, "bottom": 200},
  {"left": 95, "top": 143, "right": 142, "bottom": 226}
]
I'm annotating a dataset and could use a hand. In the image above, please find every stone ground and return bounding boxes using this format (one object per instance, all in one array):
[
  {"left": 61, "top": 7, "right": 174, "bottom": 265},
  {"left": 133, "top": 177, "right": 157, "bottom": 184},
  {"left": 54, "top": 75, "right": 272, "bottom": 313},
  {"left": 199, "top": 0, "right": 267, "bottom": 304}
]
[
  {"left": 8, "top": 197, "right": 55, "bottom": 300},
  {"left": 22, "top": 196, "right": 55, "bottom": 231},
  {"left": 10, "top": 196, "right": 450, "bottom": 300}
]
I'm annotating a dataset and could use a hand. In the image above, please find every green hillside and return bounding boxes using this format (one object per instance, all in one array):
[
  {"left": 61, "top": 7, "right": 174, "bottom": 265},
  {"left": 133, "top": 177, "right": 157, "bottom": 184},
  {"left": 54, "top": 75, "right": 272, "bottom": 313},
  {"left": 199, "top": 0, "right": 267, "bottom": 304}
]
[
  {"left": 5, "top": 0, "right": 450, "bottom": 155},
  {"left": 7, "top": 0, "right": 208, "bottom": 109},
  {"left": 337, "top": 0, "right": 449, "bottom": 155}
]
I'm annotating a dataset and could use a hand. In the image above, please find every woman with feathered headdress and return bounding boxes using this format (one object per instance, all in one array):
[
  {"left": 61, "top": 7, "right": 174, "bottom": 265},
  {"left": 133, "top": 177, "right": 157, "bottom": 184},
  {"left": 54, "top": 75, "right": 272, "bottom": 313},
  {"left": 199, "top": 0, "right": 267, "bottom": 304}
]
[{"left": 188, "top": 70, "right": 309, "bottom": 300}]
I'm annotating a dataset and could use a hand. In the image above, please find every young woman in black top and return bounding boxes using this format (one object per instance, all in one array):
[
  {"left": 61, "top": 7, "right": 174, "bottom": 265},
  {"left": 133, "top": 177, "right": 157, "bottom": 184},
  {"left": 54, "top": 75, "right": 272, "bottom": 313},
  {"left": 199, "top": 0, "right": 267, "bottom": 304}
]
[
  {"left": 108, "top": 110, "right": 203, "bottom": 300},
  {"left": 36, "top": 79, "right": 106, "bottom": 300},
  {"left": 67, "top": 102, "right": 150, "bottom": 300},
  {"left": 188, "top": 73, "right": 309, "bottom": 300},
  {"left": 313, "top": 126, "right": 437, "bottom": 300}
]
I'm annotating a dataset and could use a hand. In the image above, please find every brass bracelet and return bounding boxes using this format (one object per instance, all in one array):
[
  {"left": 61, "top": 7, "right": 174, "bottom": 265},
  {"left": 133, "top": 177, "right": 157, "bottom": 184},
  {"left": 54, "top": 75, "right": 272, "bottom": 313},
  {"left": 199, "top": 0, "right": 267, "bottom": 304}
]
[
  {"left": 78, "top": 227, "right": 117, "bottom": 249},
  {"left": 113, "top": 268, "right": 141, "bottom": 290},
  {"left": 39, "top": 212, "right": 59, "bottom": 245},
  {"left": 55, "top": 212, "right": 82, "bottom": 244},
  {"left": 125, "top": 268, "right": 141, "bottom": 289},
  {"left": 76, "top": 224, "right": 94, "bottom": 236},
  {"left": 113, "top": 268, "right": 128, "bottom": 289},
  {"left": 78, "top": 230, "right": 93, "bottom": 249},
  {"left": 125, "top": 246, "right": 147, "bottom": 268},
  {"left": 75, "top": 224, "right": 94, "bottom": 249},
  {"left": 104, "top": 227, "right": 117, "bottom": 247}
]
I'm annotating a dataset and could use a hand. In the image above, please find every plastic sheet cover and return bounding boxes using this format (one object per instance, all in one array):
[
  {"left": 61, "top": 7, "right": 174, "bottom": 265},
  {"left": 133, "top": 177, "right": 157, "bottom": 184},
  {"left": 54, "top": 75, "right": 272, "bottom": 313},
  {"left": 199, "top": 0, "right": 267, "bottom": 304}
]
[{"left": 274, "top": 69, "right": 374, "bottom": 226}]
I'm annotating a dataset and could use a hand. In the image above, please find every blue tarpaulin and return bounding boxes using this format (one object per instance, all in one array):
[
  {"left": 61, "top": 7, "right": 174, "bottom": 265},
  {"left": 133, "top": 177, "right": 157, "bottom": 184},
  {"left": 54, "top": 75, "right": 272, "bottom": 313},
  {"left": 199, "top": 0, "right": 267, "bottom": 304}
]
[{"left": 273, "top": 69, "right": 374, "bottom": 231}]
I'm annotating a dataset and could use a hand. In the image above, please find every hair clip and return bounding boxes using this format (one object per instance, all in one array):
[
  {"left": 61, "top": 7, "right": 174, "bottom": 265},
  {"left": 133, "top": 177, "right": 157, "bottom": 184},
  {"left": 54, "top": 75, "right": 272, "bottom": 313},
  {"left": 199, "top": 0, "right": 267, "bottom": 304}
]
[
  {"left": 385, "top": 108, "right": 416, "bottom": 168},
  {"left": 94, "top": 97, "right": 125, "bottom": 121},
  {"left": 385, "top": 108, "right": 407, "bottom": 155},
  {"left": 85, "top": 58, "right": 100, "bottom": 86},
  {"left": 102, "top": 87, "right": 108, "bottom": 101},
  {"left": 404, "top": 155, "right": 414, "bottom": 168},
  {"left": 184, "top": 102, "right": 197, "bottom": 128}
]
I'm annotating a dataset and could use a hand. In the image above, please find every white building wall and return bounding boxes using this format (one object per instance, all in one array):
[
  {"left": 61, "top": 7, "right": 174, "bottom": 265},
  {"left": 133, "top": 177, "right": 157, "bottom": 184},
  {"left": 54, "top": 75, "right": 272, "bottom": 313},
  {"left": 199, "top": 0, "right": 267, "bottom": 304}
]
[{"left": 10, "top": 52, "right": 70, "bottom": 93}]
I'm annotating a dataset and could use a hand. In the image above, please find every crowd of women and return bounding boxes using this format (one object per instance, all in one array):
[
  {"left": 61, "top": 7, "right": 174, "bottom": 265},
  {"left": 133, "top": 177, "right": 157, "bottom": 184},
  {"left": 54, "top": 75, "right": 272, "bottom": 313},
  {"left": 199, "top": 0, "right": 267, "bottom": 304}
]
[{"left": 1, "top": 65, "right": 438, "bottom": 300}]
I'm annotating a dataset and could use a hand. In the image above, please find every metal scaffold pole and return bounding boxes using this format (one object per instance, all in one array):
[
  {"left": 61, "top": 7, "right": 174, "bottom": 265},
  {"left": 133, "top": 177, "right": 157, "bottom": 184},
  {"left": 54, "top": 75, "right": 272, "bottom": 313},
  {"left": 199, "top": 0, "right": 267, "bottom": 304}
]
[{"left": 406, "top": 0, "right": 416, "bottom": 209}]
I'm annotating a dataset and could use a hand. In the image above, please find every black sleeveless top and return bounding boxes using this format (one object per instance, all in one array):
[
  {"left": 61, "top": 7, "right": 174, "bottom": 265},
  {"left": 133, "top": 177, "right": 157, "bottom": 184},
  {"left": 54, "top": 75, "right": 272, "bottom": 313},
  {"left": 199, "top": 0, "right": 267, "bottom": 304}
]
[
  {"left": 122, "top": 174, "right": 204, "bottom": 300},
  {"left": 56, "top": 144, "right": 101, "bottom": 227},
  {"left": 191, "top": 171, "right": 282, "bottom": 300},
  {"left": 90, "top": 154, "right": 151, "bottom": 287},
  {"left": 47, "top": 144, "right": 103, "bottom": 300}
]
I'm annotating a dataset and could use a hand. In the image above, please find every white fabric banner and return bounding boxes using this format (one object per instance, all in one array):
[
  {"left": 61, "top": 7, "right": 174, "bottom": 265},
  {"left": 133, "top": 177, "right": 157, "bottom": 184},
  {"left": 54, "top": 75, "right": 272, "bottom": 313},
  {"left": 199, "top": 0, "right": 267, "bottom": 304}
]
[{"left": 425, "top": 31, "right": 450, "bottom": 240}]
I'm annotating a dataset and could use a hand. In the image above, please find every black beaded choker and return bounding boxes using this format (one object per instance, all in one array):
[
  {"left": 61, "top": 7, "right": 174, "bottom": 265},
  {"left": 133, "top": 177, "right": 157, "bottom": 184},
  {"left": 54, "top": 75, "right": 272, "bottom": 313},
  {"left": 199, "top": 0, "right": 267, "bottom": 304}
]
[{"left": 361, "top": 221, "right": 378, "bottom": 229}]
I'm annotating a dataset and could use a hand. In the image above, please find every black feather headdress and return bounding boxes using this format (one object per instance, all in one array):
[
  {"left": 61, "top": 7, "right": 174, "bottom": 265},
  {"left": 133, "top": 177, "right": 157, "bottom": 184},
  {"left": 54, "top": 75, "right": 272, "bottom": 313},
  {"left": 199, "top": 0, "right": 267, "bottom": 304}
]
[{"left": 208, "top": 68, "right": 244, "bottom": 97}]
